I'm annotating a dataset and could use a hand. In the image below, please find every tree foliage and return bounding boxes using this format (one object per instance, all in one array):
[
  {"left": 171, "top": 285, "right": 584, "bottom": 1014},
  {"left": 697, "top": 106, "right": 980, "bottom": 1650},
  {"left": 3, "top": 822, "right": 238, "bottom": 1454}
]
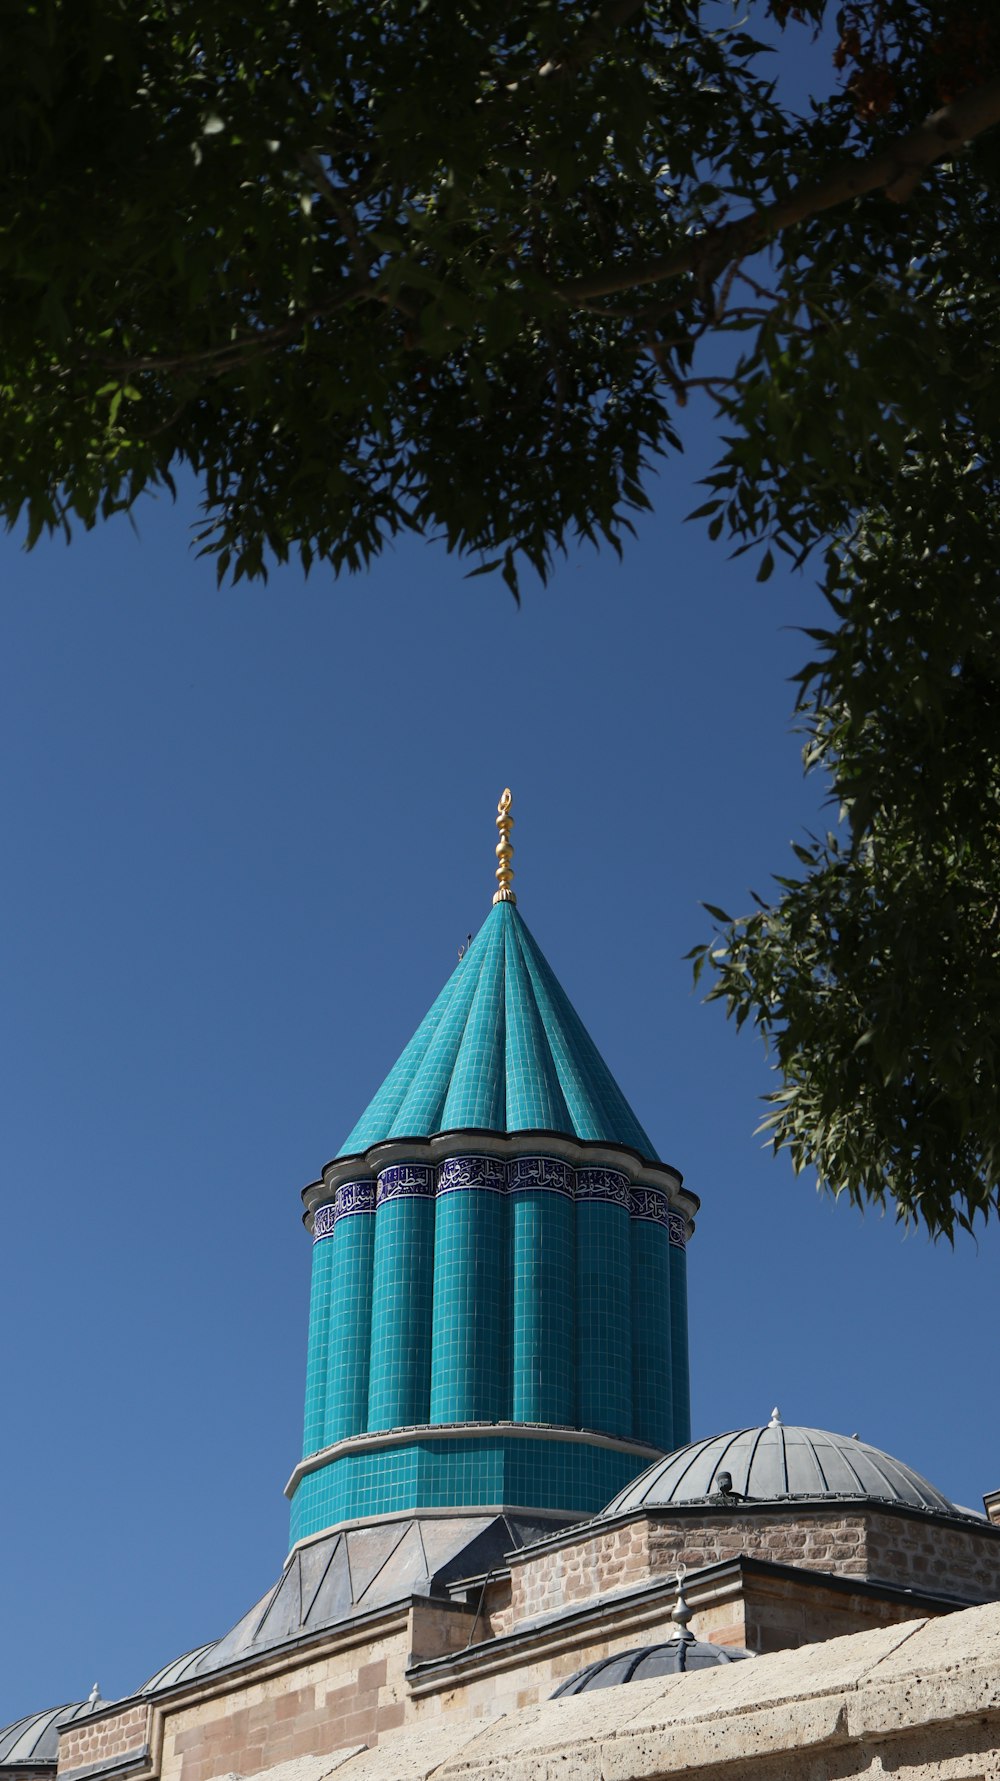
[
  {"left": 6, "top": 0, "right": 1000, "bottom": 1231},
  {"left": 4, "top": 0, "right": 998, "bottom": 587},
  {"left": 693, "top": 455, "right": 1000, "bottom": 1238}
]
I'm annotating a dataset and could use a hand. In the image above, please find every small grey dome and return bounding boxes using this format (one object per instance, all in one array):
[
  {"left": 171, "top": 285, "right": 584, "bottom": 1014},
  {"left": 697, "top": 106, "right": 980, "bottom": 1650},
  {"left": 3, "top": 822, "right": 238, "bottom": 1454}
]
[
  {"left": 601, "top": 1424, "right": 957, "bottom": 1518},
  {"left": 0, "top": 1700, "right": 107, "bottom": 1769},
  {"left": 552, "top": 1639, "right": 751, "bottom": 1695}
]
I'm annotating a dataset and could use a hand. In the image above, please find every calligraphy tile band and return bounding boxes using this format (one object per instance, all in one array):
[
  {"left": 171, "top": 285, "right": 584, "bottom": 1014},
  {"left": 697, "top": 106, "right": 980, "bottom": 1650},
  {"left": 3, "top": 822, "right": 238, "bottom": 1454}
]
[{"left": 315, "top": 1155, "right": 679, "bottom": 1234}]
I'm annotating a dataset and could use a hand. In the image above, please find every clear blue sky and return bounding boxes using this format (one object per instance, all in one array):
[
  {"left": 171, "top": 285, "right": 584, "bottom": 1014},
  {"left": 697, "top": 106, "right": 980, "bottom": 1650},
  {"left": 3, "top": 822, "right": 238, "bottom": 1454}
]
[{"left": 1, "top": 385, "right": 994, "bottom": 1721}]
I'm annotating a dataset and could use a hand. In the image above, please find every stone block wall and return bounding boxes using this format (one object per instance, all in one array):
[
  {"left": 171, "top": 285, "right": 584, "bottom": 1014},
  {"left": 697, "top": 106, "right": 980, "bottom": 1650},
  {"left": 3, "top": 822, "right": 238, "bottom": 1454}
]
[
  {"left": 409, "top": 1599, "right": 753, "bottom": 1731},
  {"left": 509, "top": 1503, "right": 1000, "bottom": 1630},
  {"left": 742, "top": 1574, "right": 936, "bottom": 1654},
  {"left": 862, "top": 1507, "right": 1000, "bottom": 1598},
  {"left": 294, "top": 1601, "right": 1000, "bottom": 1781},
  {"left": 647, "top": 1511, "right": 870, "bottom": 1584},
  {"left": 409, "top": 1568, "right": 937, "bottom": 1734},
  {"left": 156, "top": 1638, "right": 412, "bottom": 1781},
  {"left": 509, "top": 1519, "right": 651, "bottom": 1624},
  {"left": 60, "top": 1703, "right": 150, "bottom": 1779},
  {"left": 55, "top": 1604, "right": 471, "bottom": 1781}
]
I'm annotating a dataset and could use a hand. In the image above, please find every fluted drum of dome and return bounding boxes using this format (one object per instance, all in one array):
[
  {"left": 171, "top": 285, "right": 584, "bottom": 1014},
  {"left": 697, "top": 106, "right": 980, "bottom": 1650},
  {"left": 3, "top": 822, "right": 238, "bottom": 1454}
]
[
  {"left": 430, "top": 1157, "right": 509, "bottom": 1424},
  {"left": 322, "top": 1183, "right": 376, "bottom": 1445},
  {"left": 668, "top": 1214, "right": 691, "bottom": 1444},
  {"left": 509, "top": 1158, "right": 575, "bottom": 1426},
  {"left": 575, "top": 1169, "right": 633, "bottom": 1438},
  {"left": 367, "top": 1163, "right": 435, "bottom": 1430},
  {"left": 630, "top": 1191, "right": 675, "bottom": 1451},
  {"left": 301, "top": 1221, "right": 336, "bottom": 1456}
]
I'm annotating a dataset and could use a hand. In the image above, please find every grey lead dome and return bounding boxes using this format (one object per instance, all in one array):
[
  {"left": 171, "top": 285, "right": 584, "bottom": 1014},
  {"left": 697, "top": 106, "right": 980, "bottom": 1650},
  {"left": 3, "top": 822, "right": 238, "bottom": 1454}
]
[
  {"left": 0, "top": 1700, "right": 107, "bottom": 1769},
  {"left": 601, "top": 1423, "right": 959, "bottom": 1518},
  {"left": 551, "top": 1639, "right": 751, "bottom": 1695}
]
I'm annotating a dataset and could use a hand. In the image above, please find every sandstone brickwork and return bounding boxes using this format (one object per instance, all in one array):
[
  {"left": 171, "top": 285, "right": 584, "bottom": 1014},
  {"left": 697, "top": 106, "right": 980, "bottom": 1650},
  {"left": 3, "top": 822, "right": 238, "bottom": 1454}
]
[
  {"left": 509, "top": 1519, "right": 651, "bottom": 1624},
  {"left": 60, "top": 1703, "right": 151, "bottom": 1780},
  {"left": 508, "top": 1503, "right": 1000, "bottom": 1628}
]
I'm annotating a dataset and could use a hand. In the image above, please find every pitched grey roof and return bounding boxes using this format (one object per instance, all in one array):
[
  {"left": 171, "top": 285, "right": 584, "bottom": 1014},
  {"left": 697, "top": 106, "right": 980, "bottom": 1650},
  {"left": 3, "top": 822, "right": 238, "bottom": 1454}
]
[
  {"left": 601, "top": 1423, "right": 958, "bottom": 1518},
  {"left": 137, "top": 1513, "right": 563, "bottom": 1696}
]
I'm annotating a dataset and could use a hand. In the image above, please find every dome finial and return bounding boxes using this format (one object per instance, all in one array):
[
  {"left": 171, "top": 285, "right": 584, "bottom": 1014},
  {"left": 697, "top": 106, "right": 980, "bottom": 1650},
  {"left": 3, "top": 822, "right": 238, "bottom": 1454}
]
[
  {"left": 769, "top": 1405, "right": 782, "bottom": 1427},
  {"left": 669, "top": 1568, "right": 694, "bottom": 1641},
  {"left": 492, "top": 788, "right": 516, "bottom": 906}
]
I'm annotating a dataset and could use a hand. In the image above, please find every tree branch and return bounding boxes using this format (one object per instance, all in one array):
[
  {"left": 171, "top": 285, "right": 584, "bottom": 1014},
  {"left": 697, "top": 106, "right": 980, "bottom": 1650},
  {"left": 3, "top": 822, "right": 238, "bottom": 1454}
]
[{"left": 553, "top": 74, "right": 1000, "bottom": 304}]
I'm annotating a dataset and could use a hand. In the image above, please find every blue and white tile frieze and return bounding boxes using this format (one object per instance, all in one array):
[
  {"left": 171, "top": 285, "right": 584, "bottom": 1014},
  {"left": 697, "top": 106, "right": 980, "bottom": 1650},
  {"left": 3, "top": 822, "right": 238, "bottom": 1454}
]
[
  {"left": 313, "top": 1181, "right": 377, "bottom": 1239},
  {"left": 507, "top": 1155, "right": 575, "bottom": 1197},
  {"left": 575, "top": 1167, "right": 633, "bottom": 1210},
  {"left": 312, "top": 1202, "right": 338, "bottom": 1242},
  {"left": 437, "top": 1154, "right": 508, "bottom": 1196},
  {"left": 377, "top": 1162, "right": 436, "bottom": 1204},
  {"left": 630, "top": 1186, "right": 671, "bottom": 1226},
  {"left": 320, "top": 1156, "right": 679, "bottom": 1224},
  {"left": 335, "top": 1179, "right": 376, "bottom": 1219}
]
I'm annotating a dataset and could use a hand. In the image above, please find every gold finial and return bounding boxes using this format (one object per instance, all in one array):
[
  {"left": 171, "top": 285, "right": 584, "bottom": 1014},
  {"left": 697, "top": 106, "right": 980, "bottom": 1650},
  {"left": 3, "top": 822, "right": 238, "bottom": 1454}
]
[{"left": 492, "top": 788, "right": 516, "bottom": 906}]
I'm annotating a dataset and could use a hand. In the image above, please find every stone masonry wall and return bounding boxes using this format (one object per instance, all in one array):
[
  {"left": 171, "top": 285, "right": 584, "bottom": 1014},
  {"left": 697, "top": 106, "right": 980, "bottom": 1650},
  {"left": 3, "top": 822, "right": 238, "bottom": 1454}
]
[
  {"left": 57, "top": 1605, "right": 471, "bottom": 1781},
  {"left": 60, "top": 1703, "right": 151, "bottom": 1779},
  {"left": 409, "top": 1575, "right": 935, "bottom": 1733},
  {"left": 158, "top": 1597, "right": 476, "bottom": 1781},
  {"left": 650, "top": 1507, "right": 1000, "bottom": 1600},
  {"left": 509, "top": 1519, "right": 651, "bottom": 1624},
  {"left": 158, "top": 1637, "right": 412, "bottom": 1781},
  {"left": 647, "top": 1511, "right": 871, "bottom": 1584},
  {"left": 510, "top": 1505, "right": 1000, "bottom": 1629},
  {"left": 55, "top": 1510, "right": 1000, "bottom": 1781},
  {"left": 742, "top": 1574, "right": 934, "bottom": 1654},
  {"left": 286, "top": 1601, "right": 1000, "bottom": 1781},
  {"left": 408, "top": 1598, "right": 750, "bottom": 1732},
  {"left": 862, "top": 1507, "right": 1000, "bottom": 1600}
]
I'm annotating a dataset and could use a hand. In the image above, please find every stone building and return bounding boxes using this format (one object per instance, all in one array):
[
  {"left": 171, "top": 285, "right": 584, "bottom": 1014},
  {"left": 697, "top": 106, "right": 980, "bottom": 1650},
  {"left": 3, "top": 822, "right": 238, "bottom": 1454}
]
[{"left": 4, "top": 794, "right": 998, "bottom": 1781}]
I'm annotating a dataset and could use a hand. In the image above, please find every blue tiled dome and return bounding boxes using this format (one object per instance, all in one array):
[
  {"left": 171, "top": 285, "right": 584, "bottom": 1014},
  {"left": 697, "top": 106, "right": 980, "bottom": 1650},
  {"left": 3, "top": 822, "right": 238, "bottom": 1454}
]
[{"left": 337, "top": 900, "right": 658, "bottom": 1160}]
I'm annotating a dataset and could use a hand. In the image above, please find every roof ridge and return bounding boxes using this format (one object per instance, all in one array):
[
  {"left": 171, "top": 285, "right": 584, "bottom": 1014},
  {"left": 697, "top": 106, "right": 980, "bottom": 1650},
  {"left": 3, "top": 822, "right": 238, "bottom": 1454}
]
[{"left": 440, "top": 906, "right": 507, "bottom": 1131}]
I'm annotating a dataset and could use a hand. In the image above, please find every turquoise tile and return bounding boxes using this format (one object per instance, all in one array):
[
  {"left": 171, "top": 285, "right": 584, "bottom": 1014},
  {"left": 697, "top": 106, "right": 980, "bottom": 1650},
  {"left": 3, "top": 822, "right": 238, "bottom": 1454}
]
[{"left": 332, "top": 902, "right": 659, "bottom": 1157}]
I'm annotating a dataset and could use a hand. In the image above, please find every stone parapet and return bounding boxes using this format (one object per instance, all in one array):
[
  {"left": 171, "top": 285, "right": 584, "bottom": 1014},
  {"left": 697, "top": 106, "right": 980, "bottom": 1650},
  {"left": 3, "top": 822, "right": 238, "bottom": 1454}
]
[{"left": 262, "top": 1600, "right": 1000, "bottom": 1781}]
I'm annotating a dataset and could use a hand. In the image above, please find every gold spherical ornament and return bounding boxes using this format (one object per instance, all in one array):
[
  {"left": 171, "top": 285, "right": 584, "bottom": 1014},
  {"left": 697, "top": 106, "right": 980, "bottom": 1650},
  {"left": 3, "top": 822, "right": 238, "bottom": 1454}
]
[{"left": 492, "top": 788, "right": 516, "bottom": 905}]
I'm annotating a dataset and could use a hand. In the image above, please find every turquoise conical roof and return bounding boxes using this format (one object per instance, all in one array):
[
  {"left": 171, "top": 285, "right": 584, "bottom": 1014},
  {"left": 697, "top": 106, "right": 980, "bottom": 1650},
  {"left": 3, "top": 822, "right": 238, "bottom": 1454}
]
[{"left": 337, "top": 901, "right": 659, "bottom": 1160}]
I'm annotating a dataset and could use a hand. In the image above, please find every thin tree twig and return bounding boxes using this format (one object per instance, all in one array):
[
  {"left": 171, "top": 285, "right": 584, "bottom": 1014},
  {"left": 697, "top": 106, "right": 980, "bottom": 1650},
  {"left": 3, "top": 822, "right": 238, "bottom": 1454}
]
[
  {"left": 551, "top": 74, "right": 1000, "bottom": 304},
  {"left": 299, "top": 152, "right": 372, "bottom": 284},
  {"left": 537, "top": 0, "right": 648, "bottom": 79}
]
